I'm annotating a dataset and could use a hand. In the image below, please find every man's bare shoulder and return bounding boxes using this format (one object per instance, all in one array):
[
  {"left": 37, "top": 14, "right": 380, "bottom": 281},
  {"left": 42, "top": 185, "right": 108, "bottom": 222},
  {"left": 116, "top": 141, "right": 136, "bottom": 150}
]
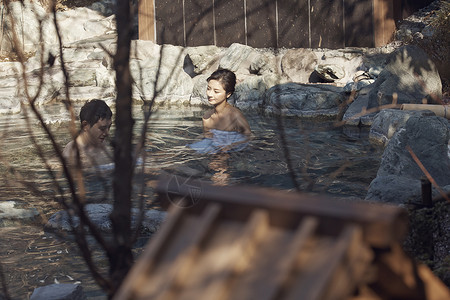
[{"left": 62, "top": 141, "right": 75, "bottom": 158}]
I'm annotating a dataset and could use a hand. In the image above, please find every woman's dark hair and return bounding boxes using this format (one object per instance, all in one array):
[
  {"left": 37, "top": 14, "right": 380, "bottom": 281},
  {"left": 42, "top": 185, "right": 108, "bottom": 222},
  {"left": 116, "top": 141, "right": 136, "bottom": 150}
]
[
  {"left": 207, "top": 69, "right": 236, "bottom": 95},
  {"left": 79, "top": 99, "right": 112, "bottom": 126}
]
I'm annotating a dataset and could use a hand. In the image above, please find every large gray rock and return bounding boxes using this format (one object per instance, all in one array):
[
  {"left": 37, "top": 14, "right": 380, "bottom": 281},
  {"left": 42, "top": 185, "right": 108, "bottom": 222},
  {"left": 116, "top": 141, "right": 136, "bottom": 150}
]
[
  {"left": 88, "top": 0, "right": 116, "bottom": 16},
  {"left": 0, "top": 0, "right": 49, "bottom": 52},
  {"left": 129, "top": 44, "right": 194, "bottom": 104},
  {"left": 262, "top": 83, "right": 345, "bottom": 118},
  {"left": 342, "top": 88, "right": 377, "bottom": 126},
  {"left": 365, "top": 175, "right": 422, "bottom": 204},
  {"left": 365, "top": 175, "right": 450, "bottom": 205},
  {"left": 45, "top": 204, "right": 167, "bottom": 234},
  {"left": 313, "top": 48, "right": 365, "bottom": 86},
  {"left": 0, "top": 97, "right": 21, "bottom": 114},
  {"left": 54, "top": 9, "right": 116, "bottom": 46},
  {"left": 218, "top": 43, "right": 260, "bottom": 74},
  {"left": 184, "top": 45, "right": 222, "bottom": 75},
  {"left": 367, "top": 45, "right": 442, "bottom": 109},
  {"left": 232, "top": 73, "right": 285, "bottom": 110},
  {"left": 343, "top": 79, "right": 375, "bottom": 93},
  {"left": 281, "top": 49, "right": 317, "bottom": 83},
  {"left": 1, "top": 1, "right": 116, "bottom": 53},
  {"left": 369, "top": 109, "right": 435, "bottom": 145},
  {"left": 249, "top": 51, "right": 278, "bottom": 75},
  {"left": 30, "top": 283, "right": 86, "bottom": 300},
  {"left": 366, "top": 113, "right": 450, "bottom": 204},
  {"left": 314, "top": 64, "right": 345, "bottom": 82},
  {"left": 376, "top": 115, "right": 450, "bottom": 186},
  {"left": 0, "top": 201, "right": 40, "bottom": 227}
]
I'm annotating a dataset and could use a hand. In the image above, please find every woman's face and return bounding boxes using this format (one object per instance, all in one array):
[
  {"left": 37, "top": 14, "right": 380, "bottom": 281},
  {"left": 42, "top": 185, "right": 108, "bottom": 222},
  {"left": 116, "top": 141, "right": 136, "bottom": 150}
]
[{"left": 206, "top": 79, "right": 230, "bottom": 106}]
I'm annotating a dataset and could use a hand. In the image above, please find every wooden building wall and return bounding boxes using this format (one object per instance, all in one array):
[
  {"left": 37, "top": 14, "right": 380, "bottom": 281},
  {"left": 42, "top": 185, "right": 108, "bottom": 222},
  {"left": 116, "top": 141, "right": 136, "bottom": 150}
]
[{"left": 138, "top": 0, "right": 403, "bottom": 48}]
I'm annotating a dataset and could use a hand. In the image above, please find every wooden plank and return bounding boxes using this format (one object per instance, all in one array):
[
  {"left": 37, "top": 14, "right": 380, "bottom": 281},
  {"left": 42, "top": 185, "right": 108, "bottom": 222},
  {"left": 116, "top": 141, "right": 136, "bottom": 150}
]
[
  {"left": 184, "top": 0, "right": 215, "bottom": 46},
  {"left": 286, "top": 225, "right": 362, "bottom": 300},
  {"left": 155, "top": 0, "right": 184, "bottom": 45},
  {"left": 226, "top": 220, "right": 297, "bottom": 299},
  {"left": 157, "top": 175, "right": 408, "bottom": 248},
  {"left": 344, "top": 0, "right": 374, "bottom": 47},
  {"left": 179, "top": 209, "right": 270, "bottom": 300},
  {"left": 320, "top": 225, "right": 373, "bottom": 300},
  {"left": 373, "top": 0, "right": 396, "bottom": 46},
  {"left": 113, "top": 205, "right": 184, "bottom": 300},
  {"left": 156, "top": 203, "right": 221, "bottom": 299},
  {"left": 214, "top": 0, "right": 246, "bottom": 47},
  {"left": 256, "top": 217, "right": 319, "bottom": 300},
  {"left": 138, "top": 0, "right": 155, "bottom": 41},
  {"left": 310, "top": 0, "right": 344, "bottom": 48},
  {"left": 130, "top": 204, "right": 221, "bottom": 299},
  {"left": 246, "top": 0, "right": 277, "bottom": 48},
  {"left": 277, "top": 0, "right": 310, "bottom": 48}
]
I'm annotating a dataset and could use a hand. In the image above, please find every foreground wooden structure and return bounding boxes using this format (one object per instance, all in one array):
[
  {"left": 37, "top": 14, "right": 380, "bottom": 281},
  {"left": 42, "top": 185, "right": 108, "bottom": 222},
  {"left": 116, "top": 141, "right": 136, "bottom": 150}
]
[{"left": 115, "top": 176, "right": 450, "bottom": 300}]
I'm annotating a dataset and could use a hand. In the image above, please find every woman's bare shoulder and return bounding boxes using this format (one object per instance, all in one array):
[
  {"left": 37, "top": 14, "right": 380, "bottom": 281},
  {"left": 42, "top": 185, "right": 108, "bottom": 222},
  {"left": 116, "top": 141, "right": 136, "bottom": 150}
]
[
  {"left": 203, "top": 108, "right": 214, "bottom": 120},
  {"left": 230, "top": 106, "right": 246, "bottom": 118}
]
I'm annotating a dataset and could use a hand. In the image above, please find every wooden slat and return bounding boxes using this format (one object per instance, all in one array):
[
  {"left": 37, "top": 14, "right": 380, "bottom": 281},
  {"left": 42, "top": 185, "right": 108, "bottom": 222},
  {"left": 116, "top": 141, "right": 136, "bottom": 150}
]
[
  {"left": 225, "top": 220, "right": 296, "bottom": 299},
  {"left": 155, "top": 203, "right": 221, "bottom": 299},
  {"left": 310, "top": 0, "right": 344, "bottom": 48},
  {"left": 179, "top": 209, "right": 270, "bottom": 300},
  {"left": 113, "top": 204, "right": 185, "bottom": 300},
  {"left": 344, "top": 0, "right": 374, "bottom": 47},
  {"left": 184, "top": 0, "right": 215, "bottom": 46},
  {"left": 277, "top": 0, "right": 310, "bottom": 48},
  {"left": 214, "top": 0, "right": 246, "bottom": 46},
  {"left": 373, "top": 0, "right": 396, "bottom": 47},
  {"left": 138, "top": 0, "right": 155, "bottom": 41},
  {"left": 258, "top": 217, "right": 319, "bottom": 300},
  {"left": 127, "top": 203, "right": 221, "bottom": 299},
  {"left": 155, "top": 0, "right": 184, "bottom": 45},
  {"left": 320, "top": 225, "right": 374, "bottom": 300},
  {"left": 286, "top": 224, "right": 363, "bottom": 300},
  {"left": 246, "top": 0, "right": 277, "bottom": 48}
]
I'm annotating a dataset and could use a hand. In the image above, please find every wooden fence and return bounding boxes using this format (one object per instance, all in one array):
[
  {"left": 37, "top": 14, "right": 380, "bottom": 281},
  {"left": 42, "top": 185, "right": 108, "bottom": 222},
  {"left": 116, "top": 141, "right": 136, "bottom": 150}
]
[
  {"left": 138, "top": 0, "right": 413, "bottom": 49},
  {"left": 138, "top": 0, "right": 433, "bottom": 49}
]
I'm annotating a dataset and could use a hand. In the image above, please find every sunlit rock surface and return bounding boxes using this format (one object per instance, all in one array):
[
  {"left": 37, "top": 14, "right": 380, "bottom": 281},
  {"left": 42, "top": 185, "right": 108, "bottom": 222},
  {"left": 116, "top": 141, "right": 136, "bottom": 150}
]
[
  {"left": 0, "top": 201, "right": 40, "bottom": 226},
  {"left": 369, "top": 109, "right": 435, "bottom": 145},
  {"left": 366, "top": 115, "right": 450, "bottom": 203},
  {"left": 30, "top": 283, "right": 86, "bottom": 300},
  {"left": 45, "top": 204, "right": 166, "bottom": 235}
]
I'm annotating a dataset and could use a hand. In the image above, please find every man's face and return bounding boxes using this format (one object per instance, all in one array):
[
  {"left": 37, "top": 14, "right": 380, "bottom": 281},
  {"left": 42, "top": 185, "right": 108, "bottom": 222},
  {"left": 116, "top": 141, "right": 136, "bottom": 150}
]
[{"left": 86, "top": 118, "right": 112, "bottom": 146}]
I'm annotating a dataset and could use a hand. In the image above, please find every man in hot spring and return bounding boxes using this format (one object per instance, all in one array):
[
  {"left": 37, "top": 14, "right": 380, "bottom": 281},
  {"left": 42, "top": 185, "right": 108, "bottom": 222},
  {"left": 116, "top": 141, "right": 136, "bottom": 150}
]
[{"left": 63, "top": 99, "right": 112, "bottom": 167}]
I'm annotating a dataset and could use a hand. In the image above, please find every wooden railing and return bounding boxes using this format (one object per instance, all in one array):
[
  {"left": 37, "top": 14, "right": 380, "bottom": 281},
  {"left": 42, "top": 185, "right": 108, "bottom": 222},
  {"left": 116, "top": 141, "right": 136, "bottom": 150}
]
[{"left": 114, "top": 175, "right": 450, "bottom": 300}]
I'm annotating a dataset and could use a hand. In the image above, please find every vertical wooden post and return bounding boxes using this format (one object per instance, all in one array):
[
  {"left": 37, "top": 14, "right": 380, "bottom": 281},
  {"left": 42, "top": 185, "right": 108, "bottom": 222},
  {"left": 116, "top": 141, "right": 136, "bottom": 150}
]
[
  {"left": 373, "top": 0, "right": 396, "bottom": 47},
  {"left": 421, "top": 177, "right": 432, "bottom": 207},
  {"left": 138, "top": 0, "right": 155, "bottom": 41}
]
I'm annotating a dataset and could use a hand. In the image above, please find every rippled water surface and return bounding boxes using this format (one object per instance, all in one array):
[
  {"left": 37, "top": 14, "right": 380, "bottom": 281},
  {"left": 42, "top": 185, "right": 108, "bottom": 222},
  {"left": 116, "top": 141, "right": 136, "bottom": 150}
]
[{"left": 0, "top": 105, "right": 383, "bottom": 298}]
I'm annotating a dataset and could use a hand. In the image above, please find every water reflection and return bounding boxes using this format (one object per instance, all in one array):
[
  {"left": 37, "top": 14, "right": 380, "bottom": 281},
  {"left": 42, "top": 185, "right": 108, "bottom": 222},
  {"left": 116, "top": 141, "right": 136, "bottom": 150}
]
[
  {"left": 0, "top": 105, "right": 383, "bottom": 298},
  {"left": 209, "top": 153, "right": 231, "bottom": 186}
]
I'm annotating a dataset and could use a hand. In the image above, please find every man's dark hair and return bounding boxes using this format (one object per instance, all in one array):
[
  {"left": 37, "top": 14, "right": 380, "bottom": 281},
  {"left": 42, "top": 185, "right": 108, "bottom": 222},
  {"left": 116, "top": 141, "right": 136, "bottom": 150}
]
[
  {"left": 207, "top": 69, "right": 236, "bottom": 95},
  {"left": 79, "top": 99, "right": 112, "bottom": 127}
]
